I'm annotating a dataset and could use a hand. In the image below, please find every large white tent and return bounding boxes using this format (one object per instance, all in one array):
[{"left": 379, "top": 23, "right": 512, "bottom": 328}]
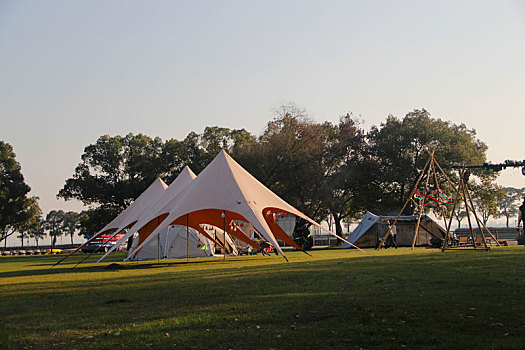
[{"left": 126, "top": 150, "right": 353, "bottom": 262}]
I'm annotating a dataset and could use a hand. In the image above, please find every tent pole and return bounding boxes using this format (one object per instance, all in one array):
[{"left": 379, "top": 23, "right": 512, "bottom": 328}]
[
  {"left": 186, "top": 213, "right": 189, "bottom": 263},
  {"left": 377, "top": 156, "right": 432, "bottom": 250},
  {"left": 223, "top": 210, "right": 226, "bottom": 261},
  {"left": 157, "top": 217, "right": 160, "bottom": 263}
]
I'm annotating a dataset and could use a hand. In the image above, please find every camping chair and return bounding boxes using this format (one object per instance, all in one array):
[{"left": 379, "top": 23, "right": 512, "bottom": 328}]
[
  {"left": 458, "top": 236, "right": 469, "bottom": 246},
  {"left": 474, "top": 237, "right": 485, "bottom": 247}
]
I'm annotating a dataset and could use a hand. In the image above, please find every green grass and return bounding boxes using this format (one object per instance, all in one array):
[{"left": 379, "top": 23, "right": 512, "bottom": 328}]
[{"left": 1, "top": 247, "right": 524, "bottom": 349}]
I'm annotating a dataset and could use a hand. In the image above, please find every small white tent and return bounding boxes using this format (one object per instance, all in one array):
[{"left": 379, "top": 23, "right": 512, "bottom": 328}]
[
  {"left": 340, "top": 211, "right": 446, "bottom": 248},
  {"left": 96, "top": 166, "right": 204, "bottom": 264},
  {"left": 127, "top": 150, "right": 355, "bottom": 262},
  {"left": 54, "top": 178, "right": 168, "bottom": 266}
]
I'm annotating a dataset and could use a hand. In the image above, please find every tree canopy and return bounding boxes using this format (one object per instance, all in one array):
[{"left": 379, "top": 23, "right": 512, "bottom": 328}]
[
  {"left": 0, "top": 141, "right": 41, "bottom": 245},
  {"left": 367, "top": 109, "right": 489, "bottom": 214},
  {"left": 57, "top": 107, "right": 506, "bottom": 240}
]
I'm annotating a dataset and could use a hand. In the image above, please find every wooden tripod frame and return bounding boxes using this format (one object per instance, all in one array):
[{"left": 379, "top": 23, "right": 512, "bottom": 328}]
[
  {"left": 376, "top": 150, "right": 500, "bottom": 251},
  {"left": 440, "top": 167, "right": 501, "bottom": 250}
]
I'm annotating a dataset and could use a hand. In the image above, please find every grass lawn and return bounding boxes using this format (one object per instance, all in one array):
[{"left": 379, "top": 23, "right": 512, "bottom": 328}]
[{"left": 1, "top": 247, "right": 525, "bottom": 349}]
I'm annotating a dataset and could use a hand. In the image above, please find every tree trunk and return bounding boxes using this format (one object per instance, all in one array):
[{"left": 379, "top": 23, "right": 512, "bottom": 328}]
[
  {"left": 329, "top": 210, "right": 344, "bottom": 245},
  {"left": 71, "top": 234, "right": 74, "bottom": 245}
]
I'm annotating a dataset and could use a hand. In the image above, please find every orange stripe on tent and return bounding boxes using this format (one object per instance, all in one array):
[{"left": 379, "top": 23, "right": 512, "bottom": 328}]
[
  {"left": 135, "top": 213, "right": 169, "bottom": 255},
  {"left": 171, "top": 209, "right": 261, "bottom": 250},
  {"left": 263, "top": 209, "right": 302, "bottom": 250}
]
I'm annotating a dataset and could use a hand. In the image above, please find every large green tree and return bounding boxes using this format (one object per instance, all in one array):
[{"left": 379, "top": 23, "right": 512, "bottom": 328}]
[
  {"left": 58, "top": 134, "right": 166, "bottom": 233},
  {"left": 321, "top": 114, "right": 382, "bottom": 238},
  {"left": 59, "top": 129, "right": 256, "bottom": 234},
  {"left": 367, "top": 109, "right": 489, "bottom": 215},
  {"left": 0, "top": 141, "right": 42, "bottom": 246},
  {"left": 236, "top": 104, "right": 331, "bottom": 223}
]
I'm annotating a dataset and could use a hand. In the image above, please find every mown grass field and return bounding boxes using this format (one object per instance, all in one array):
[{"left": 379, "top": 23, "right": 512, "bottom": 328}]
[{"left": 1, "top": 247, "right": 524, "bottom": 349}]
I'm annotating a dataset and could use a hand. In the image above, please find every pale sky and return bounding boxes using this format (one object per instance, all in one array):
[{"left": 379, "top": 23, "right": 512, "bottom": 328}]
[{"left": 1, "top": 0, "right": 524, "bottom": 222}]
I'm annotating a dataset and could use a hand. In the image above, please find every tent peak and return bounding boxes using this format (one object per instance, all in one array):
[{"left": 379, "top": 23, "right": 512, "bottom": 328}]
[{"left": 180, "top": 165, "right": 197, "bottom": 179}]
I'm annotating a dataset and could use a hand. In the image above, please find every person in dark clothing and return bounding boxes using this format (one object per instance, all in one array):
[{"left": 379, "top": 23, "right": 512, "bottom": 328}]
[
  {"left": 518, "top": 198, "right": 525, "bottom": 232},
  {"left": 384, "top": 220, "right": 398, "bottom": 249}
]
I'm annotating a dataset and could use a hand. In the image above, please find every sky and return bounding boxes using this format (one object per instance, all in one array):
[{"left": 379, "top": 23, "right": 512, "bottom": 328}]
[{"left": 1, "top": 0, "right": 525, "bottom": 235}]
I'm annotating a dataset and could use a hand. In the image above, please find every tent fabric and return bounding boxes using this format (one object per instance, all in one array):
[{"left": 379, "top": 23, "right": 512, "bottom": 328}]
[
  {"left": 131, "top": 225, "right": 217, "bottom": 261},
  {"left": 54, "top": 177, "right": 168, "bottom": 266},
  {"left": 96, "top": 177, "right": 168, "bottom": 236},
  {"left": 340, "top": 211, "right": 446, "bottom": 248},
  {"left": 126, "top": 150, "right": 338, "bottom": 262},
  {"left": 96, "top": 166, "right": 196, "bottom": 264}
]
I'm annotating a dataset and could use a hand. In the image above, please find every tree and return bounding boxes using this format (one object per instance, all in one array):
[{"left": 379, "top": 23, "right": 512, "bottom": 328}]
[
  {"left": 367, "top": 109, "right": 489, "bottom": 215},
  {"left": 236, "top": 104, "right": 331, "bottom": 223},
  {"left": 472, "top": 179, "right": 506, "bottom": 225},
  {"left": 16, "top": 201, "right": 42, "bottom": 247},
  {"left": 29, "top": 217, "right": 46, "bottom": 247},
  {"left": 321, "top": 113, "right": 381, "bottom": 238},
  {"left": 43, "top": 210, "right": 65, "bottom": 248},
  {"left": 59, "top": 130, "right": 257, "bottom": 235},
  {"left": 0, "top": 141, "right": 42, "bottom": 246},
  {"left": 453, "top": 208, "right": 467, "bottom": 229},
  {"left": 63, "top": 211, "right": 80, "bottom": 244},
  {"left": 58, "top": 134, "right": 166, "bottom": 234},
  {"left": 496, "top": 187, "right": 524, "bottom": 227}
]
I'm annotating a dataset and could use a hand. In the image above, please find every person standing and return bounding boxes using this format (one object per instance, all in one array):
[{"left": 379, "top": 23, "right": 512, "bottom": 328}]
[
  {"left": 390, "top": 220, "right": 398, "bottom": 249},
  {"left": 385, "top": 220, "right": 398, "bottom": 249},
  {"left": 518, "top": 198, "right": 525, "bottom": 232}
]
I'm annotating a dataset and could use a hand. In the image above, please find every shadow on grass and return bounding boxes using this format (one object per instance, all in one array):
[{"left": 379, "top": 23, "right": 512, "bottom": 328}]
[
  {"left": 0, "top": 252, "right": 290, "bottom": 279},
  {"left": 0, "top": 247, "right": 515, "bottom": 280}
]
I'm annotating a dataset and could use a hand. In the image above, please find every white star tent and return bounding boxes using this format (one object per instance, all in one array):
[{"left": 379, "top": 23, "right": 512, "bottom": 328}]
[{"left": 126, "top": 150, "right": 357, "bottom": 262}]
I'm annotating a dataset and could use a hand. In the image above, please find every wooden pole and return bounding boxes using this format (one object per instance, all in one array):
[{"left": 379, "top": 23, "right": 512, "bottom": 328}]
[
  {"left": 186, "top": 213, "right": 189, "bottom": 262},
  {"left": 377, "top": 156, "right": 432, "bottom": 250},
  {"left": 411, "top": 152, "right": 434, "bottom": 249},
  {"left": 431, "top": 160, "right": 450, "bottom": 234},
  {"left": 441, "top": 180, "right": 463, "bottom": 251},
  {"left": 223, "top": 210, "right": 226, "bottom": 261},
  {"left": 459, "top": 169, "right": 477, "bottom": 248},
  {"left": 463, "top": 181, "right": 500, "bottom": 247}
]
